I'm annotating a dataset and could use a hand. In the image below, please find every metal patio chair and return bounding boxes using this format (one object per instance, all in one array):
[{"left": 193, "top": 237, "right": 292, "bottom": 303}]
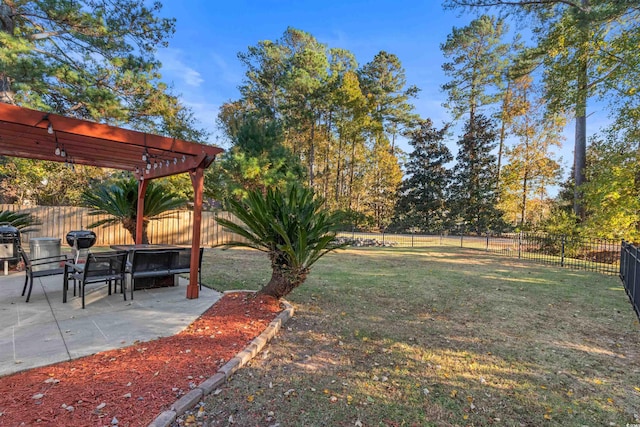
[{"left": 64, "top": 251, "right": 128, "bottom": 309}]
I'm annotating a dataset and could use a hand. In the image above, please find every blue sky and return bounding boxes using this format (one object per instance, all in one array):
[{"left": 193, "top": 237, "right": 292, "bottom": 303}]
[{"left": 154, "top": 1, "right": 609, "bottom": 177}]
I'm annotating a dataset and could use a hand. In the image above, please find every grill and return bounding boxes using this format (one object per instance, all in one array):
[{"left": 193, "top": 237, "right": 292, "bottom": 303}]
[
  {"left": 0, "top": 223, "right": 21, "bottom": 275},
  {"left": 66, "top": 230, "right": 97, "bottom": 249},
  {"left": 66, "top": 230, "right": 97, "bottom": 263}
]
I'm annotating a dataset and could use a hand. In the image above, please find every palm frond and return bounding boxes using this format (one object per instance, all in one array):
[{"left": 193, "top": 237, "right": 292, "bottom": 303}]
[
  {"left": 216, "top": 183, "right": 345, "bottom": 271},
  {"left": 0, "top": 211, "right": 41, "bottom": 233}
]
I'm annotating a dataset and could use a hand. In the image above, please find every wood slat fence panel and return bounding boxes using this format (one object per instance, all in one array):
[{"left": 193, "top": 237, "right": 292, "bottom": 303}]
[{"left": 0, "top": 204, "right": 246, "bottom": 247}]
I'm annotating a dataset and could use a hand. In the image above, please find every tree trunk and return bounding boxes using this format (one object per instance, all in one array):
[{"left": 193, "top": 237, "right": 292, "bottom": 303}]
[
  {"left": 573, "top": 0, "right": 589, "bottom": 221},
  {"left": 520, "top": 172, "right": 528, "bottom": 228},
  {"left": 123, "top": 218, "right": 150, "bottom": 244},
  {"left": 497, "top": 80, "right": 511, "bottom": 197},
  {"left": 309, "top": 118, "right": 315, "bottom": 188},
  {"left": 258, "top": 265, "right": 308, "bottom": 299}
]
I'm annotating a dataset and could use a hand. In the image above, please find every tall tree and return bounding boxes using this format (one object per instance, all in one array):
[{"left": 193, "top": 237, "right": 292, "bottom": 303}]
[
  {"left": 236, "top": 28, "right": 330, "bottom": 187},
  {"left": 206, "top": 115, "right": 304, "bottom": 201},
  {"left": 390, "top": 119, "right": 452, "bottom": 233},
  {"left": 226, "top": 29, "right": 420, "bottom": 228},
  {"left": 0, "top": 0, "right": 206, "bottom": 140},
  {"left": 363, "top": 137, "right": 403, "bottom": 230},
  {"left": 445, "top": 0, "right": 640, "bottom": 219},
  {"left": 449, "top": 114, "right": 504, "bottom": 233},
  {"left": 441, "top": 15, "right": 510, "bottom": 126},
  {"left": 358, "top": 51, "right": 420, "bottom": 152},
  {"left": 357, "top": 51, "right": 419, "bottom": 228},
  {"left": 498, "top": 76, "right": 564, "bottom": 228}
]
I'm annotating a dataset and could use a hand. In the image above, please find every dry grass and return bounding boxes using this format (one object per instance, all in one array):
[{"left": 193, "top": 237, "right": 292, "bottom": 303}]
[{"left": 196, "top": 246, "right": 640, "bottom": 427}]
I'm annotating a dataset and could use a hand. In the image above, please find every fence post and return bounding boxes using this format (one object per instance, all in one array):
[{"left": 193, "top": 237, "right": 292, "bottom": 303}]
[
  {"left": 411, "top": 231, "right": 414, "bottom": 248},
  {"left": 460, "top": 234, "right": 463, "bottom": 248},
  {"left": 518, "top": 232, "right": 522, "bottom": 259},
  {"left": 620, "top": 240, "right": 625, "bottom": 279},
  {"left": 486, "top": 234, "right": 489, "bottom": 251},
  {"left": 561, "top": 235, "right": 566, "bottom": 267},
  {"left": 382, "top": 231, "right": 385, "bottom": 245}
]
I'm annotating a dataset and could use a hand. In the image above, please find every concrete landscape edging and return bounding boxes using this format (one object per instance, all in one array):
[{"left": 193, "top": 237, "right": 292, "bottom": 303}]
[{"left": 147, "top": 291, "right": 294, "bottom": 427}]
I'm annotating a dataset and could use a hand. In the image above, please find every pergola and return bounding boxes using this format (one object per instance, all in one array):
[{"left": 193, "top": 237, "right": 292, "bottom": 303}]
[{"left": 0, "top": 103, "right": 223, "bottom": 299}]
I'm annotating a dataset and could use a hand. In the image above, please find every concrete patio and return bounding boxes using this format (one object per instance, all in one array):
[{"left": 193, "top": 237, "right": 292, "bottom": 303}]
[{"left": 0, "top": 267, "right": 221, "bottom": 377}]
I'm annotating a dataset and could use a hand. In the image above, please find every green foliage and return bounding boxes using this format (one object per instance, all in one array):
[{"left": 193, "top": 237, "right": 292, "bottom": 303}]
[
  {"left": 449, "top": 115, "right": 506, "bottom": 233},
  {"left": 539, "top": 207, "right": 579, "bottom": 237},
  {"left": 206, "top": 116, "right": 305, "bottom": 201},
  {"left": 0, "top": 0, "right": 207, "bottom": 139},
  {"left": 82, "top": 177, "right": 186, "bottom": 243},
  {"left": 215, "top": 184, "right": 345, "bottom": 298},
  {"left": 0, "top": 210, "right": 40, "bottom": 233},
  {"left": 389, "top": 119, "right": 452, "bottom": 233},
  {"left": 580, "top": 131, "right": 640, "bottom": 241},
  {"left": 358, "top": 51, "right": 420, "bottom": 141},
  {"left": 498, "top": 77, "right": 564, "bottom": 229},
  {"left": 441, "top": 15, "right": 511, "bottom": 123},
  {"left": 445, "top": 0, "right": 640, "bottom": 218},
  {"left": 223, "top": 28, "right": 418, "bottom": 226},
  {"left": 0, "top": 157, "right": 109, "bottom": 206}
]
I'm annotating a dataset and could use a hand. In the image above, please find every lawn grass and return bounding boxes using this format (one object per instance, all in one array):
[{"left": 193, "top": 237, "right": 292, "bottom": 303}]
[{"left": 198, "top": 246, "right": 640, "bottom": 426}]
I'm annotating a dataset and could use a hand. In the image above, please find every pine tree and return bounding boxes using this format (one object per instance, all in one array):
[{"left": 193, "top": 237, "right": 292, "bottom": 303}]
[
  {"left": 0, "top": 1, "right": 205, "bottom": 140},
  {"left": 390, "top": 120, "right": 452, "bottom": 233},
  {"left": 450, "top": 115, "right": 505, "bottom": 233}
]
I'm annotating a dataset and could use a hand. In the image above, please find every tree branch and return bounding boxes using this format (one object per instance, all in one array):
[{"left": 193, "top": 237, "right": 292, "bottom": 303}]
[{"left": 449, "top": 0, "right": 585, "bottom": 11}]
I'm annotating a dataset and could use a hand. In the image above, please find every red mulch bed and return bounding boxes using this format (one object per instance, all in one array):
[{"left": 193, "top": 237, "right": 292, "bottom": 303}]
[{"left": 0, "top": 292, "right": 282, "bottom": 427}]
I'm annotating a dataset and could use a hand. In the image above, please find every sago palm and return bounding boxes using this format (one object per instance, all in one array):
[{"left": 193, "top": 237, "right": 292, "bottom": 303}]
[
  {"left": 82, "top": 177, "right": 186, "bottom": 244},
  {"left": 216, "top": 184, "right": 345, "bottom": 299},
  {"left": 0, "top": 211, "right": 41, "bottom": 233}
]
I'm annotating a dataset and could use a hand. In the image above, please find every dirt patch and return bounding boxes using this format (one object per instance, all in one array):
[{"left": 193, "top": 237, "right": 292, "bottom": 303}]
[{"left": 0, "top": 292, "right": 282, "bottom": 427}]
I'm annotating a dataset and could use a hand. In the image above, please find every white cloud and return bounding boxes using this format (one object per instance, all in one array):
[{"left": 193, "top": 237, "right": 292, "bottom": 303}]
[
  {"left": 183, "top": 68, "right": 204, "bottom": 87},
  {"left": 157, "top": 48, "right": 204, "bottom": 88}
]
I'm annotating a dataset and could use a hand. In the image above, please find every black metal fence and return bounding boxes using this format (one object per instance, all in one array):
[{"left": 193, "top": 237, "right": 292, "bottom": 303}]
[
  {"left": 620, "top": 241, "right": 640, "bottom": 320},
  {"left": 337, "top": 231, "right": 621, "bottom": 275}
]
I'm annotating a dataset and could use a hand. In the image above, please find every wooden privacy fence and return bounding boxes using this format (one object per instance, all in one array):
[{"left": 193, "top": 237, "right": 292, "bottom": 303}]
[{"left": 0, "top": 204, "right": 242, "bottom": 247}]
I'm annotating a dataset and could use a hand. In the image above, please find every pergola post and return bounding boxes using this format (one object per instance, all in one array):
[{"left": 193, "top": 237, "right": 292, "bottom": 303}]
[
  {"left": 187, "top": 166, "right": 205, "bottom": 299},
  {"left": 136, "top": 179, "right": 148, "bottom": 244}
]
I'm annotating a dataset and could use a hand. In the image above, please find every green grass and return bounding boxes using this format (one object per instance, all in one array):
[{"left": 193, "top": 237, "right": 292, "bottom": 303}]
[{"left": 198, "top": 246, "right": 640, "bottom": 427}]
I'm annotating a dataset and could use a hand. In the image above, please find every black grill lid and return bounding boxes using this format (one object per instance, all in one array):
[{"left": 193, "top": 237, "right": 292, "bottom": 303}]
[
  {"left": 66, "top": 230, "right": 97, "bottom": 248},
  {"left": 0, "top": 224, "right": 20, "bottom": 238}
]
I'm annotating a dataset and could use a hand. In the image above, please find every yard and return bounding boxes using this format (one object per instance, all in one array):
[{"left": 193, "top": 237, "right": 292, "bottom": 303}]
[{"left": 195, "top": 246, "right": 640, "bottom": 426}]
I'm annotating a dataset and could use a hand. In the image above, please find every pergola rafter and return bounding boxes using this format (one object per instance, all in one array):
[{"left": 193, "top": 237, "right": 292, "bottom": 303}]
[{"left": 0, "top": 103, "right": 224, "bottom": 299}]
